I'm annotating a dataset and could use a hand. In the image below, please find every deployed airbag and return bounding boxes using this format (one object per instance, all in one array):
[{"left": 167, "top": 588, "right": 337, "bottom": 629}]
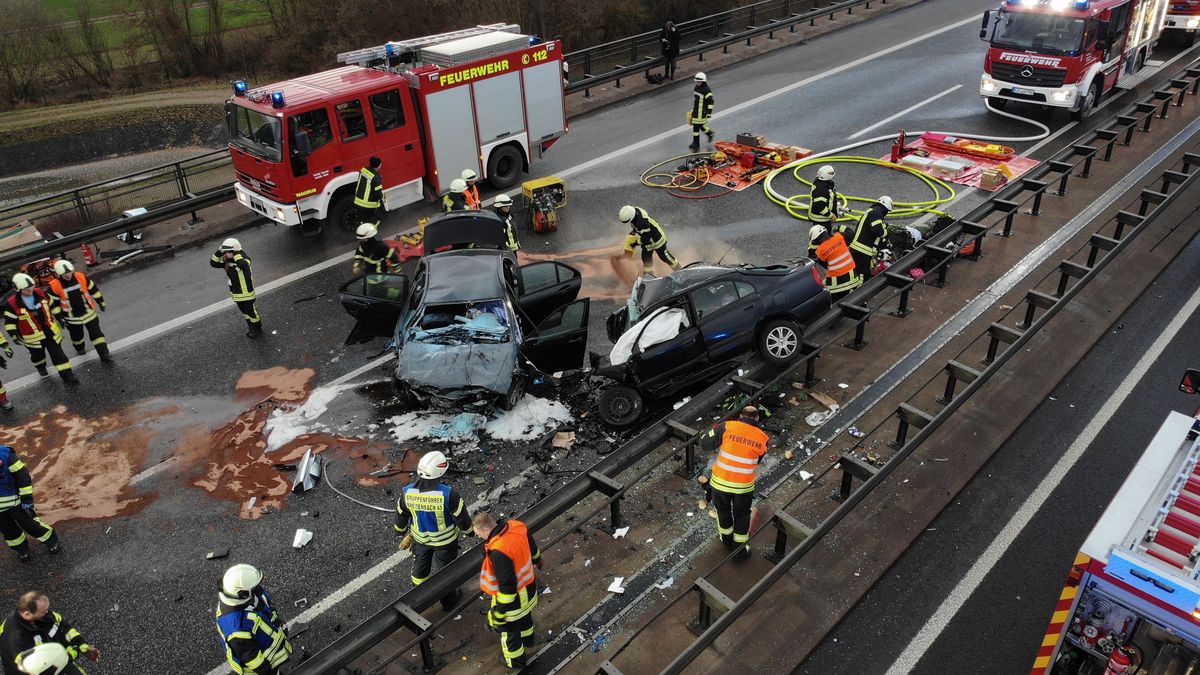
[{"left": 609, "top": 307, "right": 687, "bottom": 365}]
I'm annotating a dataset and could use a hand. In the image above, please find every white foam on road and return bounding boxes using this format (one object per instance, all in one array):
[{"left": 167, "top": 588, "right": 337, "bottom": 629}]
[
  {"left": 264, "top": 382, "right": 360, "bottom": 451},
  {"left": 386, "top": 395, "right": 573, "bottom": 443},
  {"left": 885, "top": 281, "right": 1200, "bottom": 675}
]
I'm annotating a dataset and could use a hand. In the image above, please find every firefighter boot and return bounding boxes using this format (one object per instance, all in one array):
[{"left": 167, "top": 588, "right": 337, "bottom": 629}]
[
  {"left": 36, "top": 365, "right": 47, "bottom": 378},
  {"left": 74, "top": 344, "right": 86, "bottom": 356},
  {"left": 689, "top": 140, "right": 701, "bottom": 152},
  {"left": 733, "top": 543, "right": 752, "bottom": 561},
  {"left": 60, "top": 369, "right": 79, "bottom": 385},
  {"left": 246, "top": 322, "right": 263, "bottom": 340},
  {"left": 706, "top": 130, "right": 715, "bottom": 143},
  {"left": 96, "top": 343, "right": 113, "bottom": 363},
  {"left": 0, "top": 395, "right": 12, "bottom": 412}
]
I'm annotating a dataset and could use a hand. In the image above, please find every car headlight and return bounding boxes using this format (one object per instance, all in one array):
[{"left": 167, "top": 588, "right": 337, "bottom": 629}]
[
  {"left": 237, "top": 190, "right": 249, "bottom": 206},
  {"left": 981, "top": 77, "right": 997, "bottom": 93},
  {"left": 274, "top": 207, "right": 286, "bottom": 221},
  {"left": 1188, "top": 18, "right": 1200, "bottom": 29},
  {"left": 1050, "top": 89, "right": 1073, "bottom": 102}
]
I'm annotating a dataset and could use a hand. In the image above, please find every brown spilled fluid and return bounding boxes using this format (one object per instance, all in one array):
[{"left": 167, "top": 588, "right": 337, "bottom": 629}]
[
  {"left": 520, "top": 241, "right": 742, "bottom": 300},
  {"left": 187, "top": 367, "right": 389, "bottom": 519},
  {"left": 0, "top": 403, "right": 180, "bottom": 523}
]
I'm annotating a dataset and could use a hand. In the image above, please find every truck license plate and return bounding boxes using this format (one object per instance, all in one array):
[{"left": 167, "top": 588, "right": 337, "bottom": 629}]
[
  {"left": 251, "top": 197, "right": 265, "bottom": 212},
  {"left": 1011, "top": 87, "right": 1034, "bottom": 95}
]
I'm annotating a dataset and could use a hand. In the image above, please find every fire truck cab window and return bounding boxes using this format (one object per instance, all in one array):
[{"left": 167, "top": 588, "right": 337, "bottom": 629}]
[
  {"left": 369, "top": 89, "right": 406, "bottom": 133},
  {"left": 336, "top": 99, "right": 369, "bottom": 142},
  {"left": 288, "top": 108, "right": 332, "bottom": 154},
  {"left": 993, "top": 13, "right": 1086, "bottom": 55},
  {"left": 230, "top": 104, "right": 282, "bottom": 162}
]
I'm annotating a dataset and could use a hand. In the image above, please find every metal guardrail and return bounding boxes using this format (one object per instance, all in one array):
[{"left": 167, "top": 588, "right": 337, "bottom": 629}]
[
  {"left": 563, "top": 0, "right": 889, "bottom": 96},
  {"left": 292, "top": 54, "right": 1200, "bottom": 675},
  {"left": 0, "top": 149, "right": 233, "bottom": 252}
]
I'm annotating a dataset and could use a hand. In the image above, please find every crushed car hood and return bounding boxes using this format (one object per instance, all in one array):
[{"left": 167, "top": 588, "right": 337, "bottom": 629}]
[{"left": 397, "top": 341, "right": 517, "bottom": 398}]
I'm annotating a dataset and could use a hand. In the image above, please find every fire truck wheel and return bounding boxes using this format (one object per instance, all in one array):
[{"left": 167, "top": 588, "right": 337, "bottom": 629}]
[
  {"left": 1072, "top": 82, "right": 1100, "bottom": 122},
  {"left": 487, "top": 145, "right": 524, "bottom": 190},
  {"left": 326, "top": 196, "right": 357, "bottom": 236}
]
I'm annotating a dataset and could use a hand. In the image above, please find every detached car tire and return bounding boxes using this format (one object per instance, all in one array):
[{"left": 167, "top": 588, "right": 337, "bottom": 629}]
[
  {"left": 498, "top": 373, "right": 526, "bottom": 411},
  {"left": 759, "top": 318, "right": 801, "bottom": 367},
  {"left": 598, "top": 384, "right": 644, "bottom": 428}
]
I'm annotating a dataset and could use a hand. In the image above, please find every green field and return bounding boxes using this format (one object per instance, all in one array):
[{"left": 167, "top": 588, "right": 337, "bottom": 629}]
[{"left": 44, "top": 0, "right": 269, "bottom": 47}]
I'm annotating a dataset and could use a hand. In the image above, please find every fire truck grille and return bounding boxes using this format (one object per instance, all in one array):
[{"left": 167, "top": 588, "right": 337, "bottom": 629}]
[
  {"left": 236, "top": 171, "right": 277, "bottom": 197},
  {"left": 991, "top": 62, "right": 1068, "bottom": 88}
]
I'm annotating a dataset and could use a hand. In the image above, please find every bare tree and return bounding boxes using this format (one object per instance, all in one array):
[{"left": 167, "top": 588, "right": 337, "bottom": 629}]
[
  {"left": 46, "top": 0, "right": 115, "bottom": 90},
  {"left": 0, "top": 0, "right": 58, "bottom": 105}
]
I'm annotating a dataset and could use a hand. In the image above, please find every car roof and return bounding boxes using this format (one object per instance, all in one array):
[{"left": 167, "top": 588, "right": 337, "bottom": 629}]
[
  {"left": 636, "top": 265, "right": 731, "bottom": 308},
  {"left": 424, "top": 250, "right": 507, "bottom": 304}
]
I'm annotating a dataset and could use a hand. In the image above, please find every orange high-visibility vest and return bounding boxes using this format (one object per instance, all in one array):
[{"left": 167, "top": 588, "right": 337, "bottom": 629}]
[
  {"left": 3, "top": 291, "right": 60, "bottom": 344},
  {"left": 464, "top": 184, "right": 481, "bottom": 210},
  {"left": 479, "top": 519, "right": 536, "bottom": 597},
  {"left": 48, "top": 272, "right": 99, "bottom": 314},
  {"left": 816, "top": 233, "right": 855, "bottom": 279},
  {"left": 708, "top": 420, "right": 769, "bottom": 494}
]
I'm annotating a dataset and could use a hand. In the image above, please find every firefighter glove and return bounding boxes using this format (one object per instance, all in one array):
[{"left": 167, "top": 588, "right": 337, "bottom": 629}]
[
  {"left": 623, "top": 235, "right": 638, "bottom": 254},
  {"left": 398, "top": 533, "right": 414, "bottom": 551},
  {"left": 21, "top": 503, "right": 35, "bottom": 515}
]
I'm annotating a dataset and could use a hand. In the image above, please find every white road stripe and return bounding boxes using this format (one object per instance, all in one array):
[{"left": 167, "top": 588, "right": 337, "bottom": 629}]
[
  {"left": 885, "top": 281, "right": 1200, "bottom": 675},
  {"left": 848, "top": 85, "right": 964, "bottom": 140}
]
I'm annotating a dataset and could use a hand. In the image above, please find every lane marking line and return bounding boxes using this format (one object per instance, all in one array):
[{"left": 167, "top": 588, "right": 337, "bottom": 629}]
[
  {"left": 884, "top": 279, "right": 1200, "bottom": 675},
  {"left": 848, "top": 85, "right": 964, "bottom": 140}
]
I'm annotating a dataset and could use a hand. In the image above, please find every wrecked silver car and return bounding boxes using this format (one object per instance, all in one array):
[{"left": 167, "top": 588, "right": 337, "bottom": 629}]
[{"left": 339, "top": 212, "right": 590, "bottom": 409}]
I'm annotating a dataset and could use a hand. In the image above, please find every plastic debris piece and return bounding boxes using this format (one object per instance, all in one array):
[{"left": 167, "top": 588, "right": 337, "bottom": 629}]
[
  {"left": 584, "top": 558, "right": 593, "bottom": 567},
  {"left": 646, "top": 538, "right": 654, "bottom": 543},
  {"left": 592, "top": 635, "right": 609, "bottom": 653},
  {"left": 293, "top": 529, "right": 314, "bottom": 548},
  {"left": 654, "top": 577, "right": 674, "bottom": 590},
  {"left": 800, "top": 471, "right": 814, "bottom": 480},
  {"left": 607, "top": 577, "right": 626, "bottom": 594},
  {"left": 612, "top": 526, "right": 630, "bottom": 540},
  {"left": 292, "top": 449, "right": 323, "bottom": 493},
  {"left": 552, "top": 432, "right": 576, "bottom": 450},
  {"left": 543, "top": 587, "right": 552, "bottom": 595},
  {"left": 673, "top": 397, "right": 691, "bottom": 410},
  {"left": 847, "top": 427, "right": 866, "bottom": 438},
  {"left": 247, "top": 497, "right": 257, "bottom": 510},
  {"left": 838, "top": 383, "right": 849, "bottom": 389},
  {"left": 294, "top": 598, "right": 308, "bottom": 608},
  {"left": 473, "top": 477, "right": 487, "bottom": 484},
  {"left": 708, "top": 509, "right": 718, "bottom": 518},
  {"left": 686, "top": 512, "right": 694, "bottom": 517},
  {"left": 784, "top": 450, "right": 794, "bottom": 460},
  {"left": 805, "top": 410, "right": 836, "bottom": 427},
  {"left": 206, "top": 548, "right": 230, "bottom": 560},
  {"left": 697, "top": 499, "right": 707, "bottom": 510},
  {"left": 930, "top": 458, "right": 949, "bottom": 462}
]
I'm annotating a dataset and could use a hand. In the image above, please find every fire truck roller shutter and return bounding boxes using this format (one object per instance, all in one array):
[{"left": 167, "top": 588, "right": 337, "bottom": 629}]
[
  {"left": 473, "top": 72, "right": 525, "bottom": 153},
  {"left": 425, "top": 86, "right": 482, "bottom": 194},
  {"left": 522, "top": 61, "right": 567, "bottom": 147}
]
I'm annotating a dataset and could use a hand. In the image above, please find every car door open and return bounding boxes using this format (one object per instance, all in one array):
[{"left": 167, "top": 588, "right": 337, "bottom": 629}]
[
  {"left": 522, "top": 298, "right": 590, "bottom": 374},
  {"left": 517, "top": 261, "right": 582, "bottom": 325},
  {"left": 338, "top": 273, "right": 409, "bottom": 344}
]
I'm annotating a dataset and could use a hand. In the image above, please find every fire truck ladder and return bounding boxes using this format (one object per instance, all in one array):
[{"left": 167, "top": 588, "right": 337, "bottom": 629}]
[
  {"left": 336, "top": 23, "right": 521, "bottom": 67},
  {"left": 1142, "top": 437, "right": 1200, "bottom": 572}
]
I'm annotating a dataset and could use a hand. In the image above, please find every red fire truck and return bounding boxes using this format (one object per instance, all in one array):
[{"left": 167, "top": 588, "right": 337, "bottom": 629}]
[
  {"left": 979, "top": 0, "right": 1170, "bottom": 120},
  {"left": 1034, "top": 399, "right": 1200, "bottom": 674},
  {"left": 1165, "top": 1, "right": 1200, "bottom": 45},
  {"left": 225, "top": 24, "right": 568, "bottom": 233}
]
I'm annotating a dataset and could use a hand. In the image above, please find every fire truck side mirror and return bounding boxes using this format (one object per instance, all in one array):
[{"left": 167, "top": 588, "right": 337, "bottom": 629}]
[
  {"left": 1180, "top": 369, "right": 1200, "bottom": 395},
  {"left": 979, "top": 10, "right": 992, "bottom": 40}
]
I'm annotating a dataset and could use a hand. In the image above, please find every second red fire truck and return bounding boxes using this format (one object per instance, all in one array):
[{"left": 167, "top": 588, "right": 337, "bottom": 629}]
[
  {"left": 980, "top": 0, "right": 1170, "bottom": 119},
  {"left": 225, "top": 24, "right": 568, "bottom": 234}
]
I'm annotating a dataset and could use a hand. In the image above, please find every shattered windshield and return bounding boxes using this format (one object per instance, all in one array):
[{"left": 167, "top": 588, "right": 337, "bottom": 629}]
[
  {"left": 409, "top": 301, "right": 511, "bottom": 344},
  {"left": 228, "top": 103, "right": 282, "bottom": 162},
  {"left": 991, "top": 13, "right": 1086, "bottom": 55},
  {"left": 634, "top": 266, "right": 727, "bottom": 313}
]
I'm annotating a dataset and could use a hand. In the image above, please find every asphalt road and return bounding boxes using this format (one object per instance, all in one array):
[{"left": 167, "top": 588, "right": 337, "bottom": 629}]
[
  {"left": 800, "top": 189, "right": 1200, "bottom": 673},
  {"left": 0, "top": 0, "right": 1194, "bottom": 673}
]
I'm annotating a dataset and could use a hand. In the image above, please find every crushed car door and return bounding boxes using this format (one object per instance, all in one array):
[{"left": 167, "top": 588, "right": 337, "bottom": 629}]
[
  {"left": 692, "top": 280, "right": 759, "bottom": 363},
  {"left": 338, "top": 273, "right": 409, "bottom": 344},
  {"left": 517, "top": 261, "right": 582, "bottom": 325},
  {"left": 629, "top": 300, "right": 706, "bottom": 387},
  {"left": 522, "top": 299, "right": 590, "bottom": 374}
]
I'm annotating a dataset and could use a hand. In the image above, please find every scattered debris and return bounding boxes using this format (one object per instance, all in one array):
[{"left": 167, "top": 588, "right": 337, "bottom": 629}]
[
  {"left": 551, "top": 431, "right": 576, "bottom": 450},
  {"left": 930, "top": 458, "right": 949, "bottom": 462},
  {"left": 370, "top": 463, "right": 406, "bottom": 478},
  {"left": 206, "top": 548, "right": 230, "bottom": 561},
  {"left": 584, "top": 558, "right": 593, "bottom": 567},
  {"left": 247, "top": 496, "right": 257, "bottom": 510},
  {"left": 273, "top": 463, "right": 297, "bottom": 471},
  {"left": 686, "top": 512, "right": 694, "bottom": 517},
  {"left": 294, "top": 598, "right": 308, "bottom": 608},
  {"left": 800, "top": 471, "right": 814, "bottom": 480},
  {"left": 847, "top": 427, "right": 866, "bottom": 438},
  {"left": 805, "top": 410, "right": 837, "bottom": 427},
  {"left": 543, "top": 587, "right": 552, "bottom": 595},
  {"left": 292, "top": 529, "right": 314, "bottom": 548},
  {"left": 697, "top": 499, "right": 707, "bottom": 510},
  {"left": 293, "top": 293, "right": 326, "bottom": 304},
  {"left": 292, "top": 449, "right": 324, "bottom": 493},
  {"left": 999, "top": 304, "right": 1013, "bottom": 310},
  {"left": 784, "top": 450, "right": 794, "bottom": 460},
  {"left": 607, "top": 577, "right": 626, "bottom": 594},
  {"left": 653, "top": 577, "right": 674, "bottom": 590},
  {"left": 473, "top": 477, "right": 488, "bottom": 485},
  {"left": 612, "top": 526, "right": 630, "bottom": 540},
  {"left": 837, "top": 383, "right": 849, "bottom": 389},
  {"left": 646, "top": 538, "right": 654, "bottom": 543},
  {"left": 672, "top": 397, "right": 691, "bottom": 410},
  {"left": 591, "top": 635, "right": 609, "bottom": 653}
]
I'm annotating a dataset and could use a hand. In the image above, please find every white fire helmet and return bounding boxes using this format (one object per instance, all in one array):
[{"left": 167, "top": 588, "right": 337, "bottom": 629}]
[
  {"left": 16, "top": 643, "right": 69, "bottom": 674},
  {"left": 461, "top": 168, "right": 478, "bottom": 182},
  {"left": 418, "top": 451, "right": 449, "bottom": 480},
  {"left": 618, "top": 205, "right": 637, "bottom": 223},
  {"left": 52, "top": 260, "right": 75, "bottom": 276},
  {"left": 878, "top": 196, "right": 894, "bottom": 211},
  {"left": 11, "top": 274, "right": 34, "bottom": 290},
  {"left": 816, "top": 165, "right": 836, "bottom": 181},
  {"left": 220, "top": 563, "right": 263, "bottom": 605},
  {"left": 219, "top": 238, "right": 242, "bottom": 252},
  {"left": 808, "top": 225, "right": 827, "bottom": 245},
  {"left": 694, "top": 72, "right": 707, "bottom": 82},
  {"left": 450, "top": 179, "right": 467, "bottom": 194},
  {"left": 356, "top": 223, "right": 378, "bottom": 240}
]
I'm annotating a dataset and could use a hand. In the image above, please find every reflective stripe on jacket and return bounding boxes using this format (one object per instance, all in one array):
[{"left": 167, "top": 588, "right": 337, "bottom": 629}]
[
  {"left": 442, "top": 193, "right": 467, "bottom": 213},
  {"left": 209, "top": 252, "right": 256, "bottom": 302},
  {"left": 354, "top": 167, "right": 382, "bottom": 209},
  {"left": 809, "top": 180, "right": 837, "bottom": 223},
  {"left": 0, "top": 446, "right": 32, "bottom": 511},
  {"left": 353, "top": 239, "right": 400, "bottom": 275},
  {"left": 464, "top": 184, "right": 480, "bottom": 210},
  {"left": 706, "top": 420, "right": 769, "bottom": 494},
  {"left": 3, "top": 291, "right": 61, "bottom": 345},
  {"left": 629, "top": 208, "right": 667, "bottom": 250},
  {"left": 816, "top": 233, "right": 862, "bottom": 294},
  {"left": 494, "top": 210, "right": 521, "bottom": 251},
  {"left": 691, "top": 84, "right": 714, "bottom": 123},
  {"left": 48, "top": 272, "right": 103, "bottom": 324},
  {"left": 216, "top": 592, "right": 292, "bottom": 675},
  {"left": 849, "top": 205, "right": 889, "bottom": 257}
]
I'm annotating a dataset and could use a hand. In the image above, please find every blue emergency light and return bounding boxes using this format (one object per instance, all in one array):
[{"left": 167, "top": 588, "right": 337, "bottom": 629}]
[
  {"left": 271, "top": 91, "right": 285, "bottom": 109},
  {"left": 231, "top": 80, "right": 248, "bottom": 96},
  {"left": 385, "top": 43, "right": 396, "bottom": 56}
]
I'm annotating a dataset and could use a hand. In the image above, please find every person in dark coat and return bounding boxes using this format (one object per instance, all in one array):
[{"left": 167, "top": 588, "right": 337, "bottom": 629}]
[{"left": 660, "top": 21, "right": 681, "bottom": 80}]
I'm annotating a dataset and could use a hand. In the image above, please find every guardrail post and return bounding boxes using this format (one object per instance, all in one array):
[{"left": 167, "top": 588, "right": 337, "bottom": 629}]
[
  {"left": 831, "top": 452, "right": 879, "bottom": 501},
  {"left": 588, "top": 471, "right": 625, "bottom": 533},
  {"left": 668, "top": 421, "right": 702, "bottom": 479},
  {"left": 1112, "top": 210, "right": 1143, "bottom": 240},
  {"left": 1073, "top": 144, "right": 1098, "bottom": 178},
  {"left": 959, "top": 220, "right": 987, "bottom": 259},
  {"left": 689, "top": 578, "right": 735, "bottom": 634},
  {"left": 1137, "top": 102, "right": 1158, "bottom": 132},
  {"left": 1086, "top": 233, "right": 1119, "bottom": 268},
  {"left": 891, "top": 403, "right": 934, "bottom": 449},
  {"left": 885, "top": 272, "right": 914, "bottom": 317},
  {"left": 936, "top": 360, "right": 981, "bottom": 405},
  {"left": 395, "top": 602, "right": 445, "bottom": 674},
  {"left": 991, "top": 200, "right": 1020, "bottom": 238},
  {"left": 1050, "top": 161, "right": 1074, "bottom": 196},
  {"left": 925, "top": 245, "right": 954, "bottom": 288},
  {"left": 1016, "top": 290, "right": 1058, "bottom": 330},
  {"left": 802, "top": 341, "right": 821, "bottom": 387},
  {"left": 174, "top": 163, "right": 190, "bottom": 199},
  {"left": 841, "top": 304, "right": 870, "bottom": 351},
  {"left": 1054, "top": 260, "right": 1090, "bottom": 299},
  {"left": 765, "top": 511, "right": 812, "bottom": 563}
]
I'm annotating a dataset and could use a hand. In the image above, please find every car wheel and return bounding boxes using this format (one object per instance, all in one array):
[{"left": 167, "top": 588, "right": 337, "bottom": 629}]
[
  {"left": 759, "top": 318, "right": 801, "bottom": 367},
  {"left": 392, "top": 379, "right": 418, "bottom": 409},
  {"left": 598, "top": 384, "right": 644, "bottom": 428},
  {"left": 499, "top": 373, "right": 526, "bottom": 411},
  {"left": 487, "top": 145, "right": 523, "bottom": 190}
]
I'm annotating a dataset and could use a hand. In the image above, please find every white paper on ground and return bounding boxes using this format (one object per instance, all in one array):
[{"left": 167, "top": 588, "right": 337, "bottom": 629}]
[
  {"left": 607, "top": 577, "right": 626, "bottom": 594},
  {"left": 292, "top": 529, "right": 313, "bottom": 548}
]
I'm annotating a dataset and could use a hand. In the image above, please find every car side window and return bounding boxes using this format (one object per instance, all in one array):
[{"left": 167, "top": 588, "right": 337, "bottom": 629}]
[
  {"left": 336, "top": 99, "right": 368, "bottom": 142},
  {"left": 369, "top": 89, "right": 406, "bottom": 132},
  {"left": 691, "top": 281, "right": 740, "bottom": 320},
  {"left": 735, "top": 281, "right": 756, "bottom": 298},
  {"left": 519, "top": 262, "right": 559, "bottom": 295},
  {"left": 537, "top": 301, "right": 587, "bottom": 339}
]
